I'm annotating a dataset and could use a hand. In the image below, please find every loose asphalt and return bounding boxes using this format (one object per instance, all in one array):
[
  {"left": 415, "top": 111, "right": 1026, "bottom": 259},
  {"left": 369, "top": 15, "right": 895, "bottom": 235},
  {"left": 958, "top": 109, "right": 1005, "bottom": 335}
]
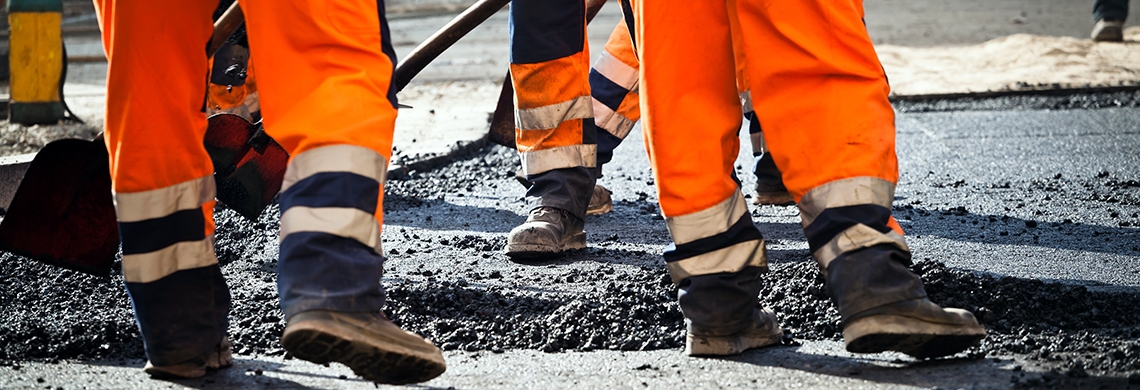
[{"left": 2, "top": 1, "right": 1140, "bottom": 389}]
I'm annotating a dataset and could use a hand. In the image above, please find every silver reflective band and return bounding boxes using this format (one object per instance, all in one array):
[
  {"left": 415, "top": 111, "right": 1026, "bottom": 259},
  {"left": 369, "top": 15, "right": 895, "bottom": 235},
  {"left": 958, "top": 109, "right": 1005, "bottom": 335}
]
[
  {"left": 280, "top": 206, "right": 383, "bottom": 253},
  {"left": 122, "top": 237, "right": 218, "bottom": 283},
  {"left": 519, "top": 144, "right": 597, "bottom": 175},
  {"left": 667, "top": 239, "right": 768, "bottom": 284},
  {"left": 515, "top": 96, "right": 593, "bottom": 131},
  {"left": 740, "top": 90, "right": 754, "bottom": 114},
  {"left": 114, "top": 175, "right": 215, "bottom": 223},
  {"left": 812, "top": 223, "right": 909, "bottom": 275},
  {"left": 593, "top": 50, "right": 639, "bottom": 91},
  {"left": 750, "top": 131, "right": 765, "bottom": 155},
  {"left": 798, "top": 177, "right": 895, "bottom": 228},
  {"left": 665, "top": 191, "right": 748, "bottom": 245},
  {"left": 282, "top": 145, "right": 388, "bottom": 193},
  {"left": 593, "top": 99, "right": 638, "bottom": 139}
]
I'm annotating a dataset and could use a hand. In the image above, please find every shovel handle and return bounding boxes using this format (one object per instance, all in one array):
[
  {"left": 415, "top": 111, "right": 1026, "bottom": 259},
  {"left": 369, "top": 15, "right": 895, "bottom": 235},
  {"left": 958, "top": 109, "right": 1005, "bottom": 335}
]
[
  {"left": 208, "top": 2, "right": 246, "bottom": 57},
  {"left": 393, "top": 0, "right": 512, "bottom": 92}
]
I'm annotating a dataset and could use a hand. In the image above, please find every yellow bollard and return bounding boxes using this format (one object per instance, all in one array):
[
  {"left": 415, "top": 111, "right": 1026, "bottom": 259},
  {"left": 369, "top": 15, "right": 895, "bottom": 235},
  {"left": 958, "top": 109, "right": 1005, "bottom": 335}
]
[{"left": 7, "top": 0, "right": 64, "bottom": 125}]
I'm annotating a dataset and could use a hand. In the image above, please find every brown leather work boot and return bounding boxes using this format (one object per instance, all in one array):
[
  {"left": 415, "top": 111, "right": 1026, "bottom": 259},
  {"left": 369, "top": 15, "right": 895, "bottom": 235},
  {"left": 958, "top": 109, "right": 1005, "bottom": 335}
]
[{"left": 505, "top": 206, "right": 586, "bottom": 259}]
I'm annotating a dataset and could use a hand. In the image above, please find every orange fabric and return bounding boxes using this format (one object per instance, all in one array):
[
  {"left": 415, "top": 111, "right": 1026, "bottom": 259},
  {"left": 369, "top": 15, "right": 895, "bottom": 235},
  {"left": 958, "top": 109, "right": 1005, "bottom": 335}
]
[
  {"left": 636, "top": 0, "right": 898, "bottom": 217},
  {"left": 516, "top": 121, "right": 585, "bottom": 153},
  {"left": 635, "top": 0, "right": 742, "bottom": 217},
  {"left": 510, "top": 53, "right": 591, "bottom": 110},
  {"left": 202, "top": 201, "right": 217, "bottom": 236},
  {"left": 736, "top": 0, "right": 897, "bottom": 200},
  {"left": 95, "top": 0, "right": 215, "bottom": 194},
  {"left": 602, "top": 21, "right": 639, "bottom": 71},
  {"left": 241, "top": 0, "right": 395, "bottom": 162},
  {"left": 616, "top": 90, "right": 641, "bottom": 124},
  {"left": 511, "top": 12, "right": 591, "bottom": 154}
]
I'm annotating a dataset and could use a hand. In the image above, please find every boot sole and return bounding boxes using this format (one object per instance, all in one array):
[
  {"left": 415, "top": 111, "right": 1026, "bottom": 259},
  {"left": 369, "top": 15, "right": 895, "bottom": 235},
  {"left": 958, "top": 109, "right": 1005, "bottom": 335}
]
[
  {"left": 752, "top": 192, "right": 794, "bottom": 206},
  {"left": 844, "top": 314, "right": 986, "bottom": 359},
  {"left": 505, "top": 232, "right": 587, "bottom": 260},
  {"left": 282, "top": 321, "right": 446, "bottom": 385},
  {"left": 586, "top": 202, "right": 613, "bottom": 216},
  {"left": 686, "top": 328, "right": 783, "bottom": 356}
]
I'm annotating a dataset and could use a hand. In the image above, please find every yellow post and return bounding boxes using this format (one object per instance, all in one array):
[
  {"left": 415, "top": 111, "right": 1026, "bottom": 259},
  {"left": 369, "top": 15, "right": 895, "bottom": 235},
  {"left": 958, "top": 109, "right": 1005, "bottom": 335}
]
[{"left": 7, "top": 0, "right": 64, "bottom": 124}]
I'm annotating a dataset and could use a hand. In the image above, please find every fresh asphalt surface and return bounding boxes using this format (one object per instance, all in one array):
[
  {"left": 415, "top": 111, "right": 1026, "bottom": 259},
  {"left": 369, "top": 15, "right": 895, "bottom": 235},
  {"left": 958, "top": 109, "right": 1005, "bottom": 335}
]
[
  {"left": 2, "top": 96, "right": 1139, "bottom": 389},
  {"left": 3, "top": 1, "right": 1140, "bottom": 389}
]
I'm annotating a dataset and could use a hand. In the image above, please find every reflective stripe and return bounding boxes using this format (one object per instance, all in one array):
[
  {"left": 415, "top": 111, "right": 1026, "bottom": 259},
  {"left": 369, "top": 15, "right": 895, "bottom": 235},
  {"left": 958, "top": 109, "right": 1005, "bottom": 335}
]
[
  {"left": 283, "top": 145, "right": 388, "bottom": 194},
  {"left": 593, "top": 50, "right": 639, "bottom": 91},
  {"left": 113, "top": 175, "right": 215, "bottom": 223},
  {"left": 280, "top": 206, "right": 382, "bottom": 253},
  {"left": 122, "top": 237, "right": 217, "bottom": 283},
  {"left": 666, "top": 239, "right": 767, "bottom": 284},
  {"left": 813, "top": 223, "right": 909, "bottom": 273},
  {"left": 799, "top": 177, "right": 895, "bottom": 228},
  {"left": 740, "top": 90, "right": 754, "bottom": 114},
  {"left": 519, "top": 144, "right": 597, "bottom": 175},
  {"left": 515, "top": 96, "right": 593, "bottom": 131},
  {"left": 665, "top": 191, "right": 748, "bottom": 245},
  {"left": 593, "top": 99, "right": 638, "bottom": 139}
]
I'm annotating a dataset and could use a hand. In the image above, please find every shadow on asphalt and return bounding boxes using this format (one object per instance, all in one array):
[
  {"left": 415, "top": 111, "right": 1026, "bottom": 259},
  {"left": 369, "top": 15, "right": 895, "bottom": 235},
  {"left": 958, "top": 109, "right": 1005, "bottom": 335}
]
[
  {"left": 723, "top": 344, "right": 1131, "bottom": 388},
  {"left": 902, "top": 206, "right": 1140, "bottom": 257},
  {"left": 155, "top": 359, "right": 320, "bottom": 389}
]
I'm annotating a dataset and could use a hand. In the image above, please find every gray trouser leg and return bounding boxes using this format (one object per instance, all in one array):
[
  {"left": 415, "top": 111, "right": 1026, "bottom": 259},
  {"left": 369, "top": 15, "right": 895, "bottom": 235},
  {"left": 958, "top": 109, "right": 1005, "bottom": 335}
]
[
  {"left": 826, "top": 244, "right": 928, "bottom": 322},
  {"left": 525, "top": 166, "right": 595, "bottom": 220},
  {"left": 1094, "top": 0, "right": 1129, "bottom": 21},
  {"left": 677, "top": 266, "right": 766, "bottom": 336}
]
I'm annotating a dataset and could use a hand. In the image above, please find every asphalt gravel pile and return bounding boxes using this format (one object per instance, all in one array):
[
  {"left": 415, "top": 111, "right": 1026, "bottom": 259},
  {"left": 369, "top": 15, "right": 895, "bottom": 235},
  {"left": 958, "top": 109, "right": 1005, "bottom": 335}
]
[
  {"left": 0, "top": 141, "right": 1137, "bottom": 377},
  {"left": 894, "top": 89, "right": 1140, "bottom": 113}
]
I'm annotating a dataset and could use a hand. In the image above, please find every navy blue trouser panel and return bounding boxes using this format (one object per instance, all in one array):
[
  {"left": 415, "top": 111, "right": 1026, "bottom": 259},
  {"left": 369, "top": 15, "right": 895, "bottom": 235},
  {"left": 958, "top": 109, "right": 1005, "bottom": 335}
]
[
  {"left": 826, "top": 245, "right": 926, "bottom": 320},
  {"left": 677, "top": 266, "right": 766, "bottom": 335},
  {"left": 526, "top": 166, "right": 596, "bottom": 220},
  {"left": 1094, "top": 0, "right": 1129, "bottom": 21},
  {"left": 125, "top": 265, "right": 231, "bottom": 366},
  {"left": 278, "top": 232, "right": 387, "bottom": 319},
  {"left": 803, "top": 204, "right": 895, "bottom": 254},
  {"left": 509, "top": 0, "right": 585, "bottom": 64}
]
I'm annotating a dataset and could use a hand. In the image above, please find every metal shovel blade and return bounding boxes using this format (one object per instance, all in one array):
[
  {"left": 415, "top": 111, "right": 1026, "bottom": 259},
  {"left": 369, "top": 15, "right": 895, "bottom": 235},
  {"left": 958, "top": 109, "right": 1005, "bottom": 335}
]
[
  {"left": 204, "top": 113, "right": 288, "bottom": 220},
  {"left": 0, "top": 137, "right": 118, "bottom": 277}
]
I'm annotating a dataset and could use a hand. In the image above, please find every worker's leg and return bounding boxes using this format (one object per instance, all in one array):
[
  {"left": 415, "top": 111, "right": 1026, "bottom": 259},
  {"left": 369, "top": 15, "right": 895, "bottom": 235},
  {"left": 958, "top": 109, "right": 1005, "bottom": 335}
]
[
  {"left": 506, "top": 0, "right": 597, "bottom": 257},
  {"left": 241, "top": 0, "right": 444, "bottom": 383},
  {"left": 1094, "top": 0, "right": 1129, "bottom": 22},
  {"left": 635, "top": 0, "right": 780, "bottom": 357},
  {"left": 95, "top": 0, "right": 231, "bottom": 375},
  {"left": 591, "top": 20, "right": 640, "bottom": 173},
  {"left": 736, "top": 0, "right": 985, "bottom": 358}
]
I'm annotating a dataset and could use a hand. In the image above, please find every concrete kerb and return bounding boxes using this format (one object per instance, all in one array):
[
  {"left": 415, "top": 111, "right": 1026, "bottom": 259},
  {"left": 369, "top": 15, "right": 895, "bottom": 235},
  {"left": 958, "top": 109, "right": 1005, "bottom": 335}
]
[{"left": 0, "top": 153, "right": 34, "bottom": 212}]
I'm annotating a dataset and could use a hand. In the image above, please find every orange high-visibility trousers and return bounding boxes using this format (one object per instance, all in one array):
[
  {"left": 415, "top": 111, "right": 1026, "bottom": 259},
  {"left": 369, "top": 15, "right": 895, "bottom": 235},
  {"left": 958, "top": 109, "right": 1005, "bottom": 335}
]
[
  {"left": 96, "top": 0, "right": 398, "bottom": 366},
  {"left": 509, "top": 0, "right": 597, "bottom": 217},
  {"left": 636, "top": 0, "right": 907, "bottom": 281}
]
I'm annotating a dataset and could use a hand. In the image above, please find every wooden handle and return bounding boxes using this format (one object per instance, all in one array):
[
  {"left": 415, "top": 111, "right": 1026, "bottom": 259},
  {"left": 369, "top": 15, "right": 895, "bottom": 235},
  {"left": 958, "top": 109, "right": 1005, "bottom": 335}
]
[{"left": 208, "top": 2, "right": 245, "bottom": 57}]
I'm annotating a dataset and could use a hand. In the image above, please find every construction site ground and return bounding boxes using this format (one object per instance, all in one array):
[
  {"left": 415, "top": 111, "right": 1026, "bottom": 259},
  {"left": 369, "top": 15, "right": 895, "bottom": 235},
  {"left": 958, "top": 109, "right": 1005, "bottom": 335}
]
[{"left": 2, "top": 0, "right": 1140, "bottom": 389}]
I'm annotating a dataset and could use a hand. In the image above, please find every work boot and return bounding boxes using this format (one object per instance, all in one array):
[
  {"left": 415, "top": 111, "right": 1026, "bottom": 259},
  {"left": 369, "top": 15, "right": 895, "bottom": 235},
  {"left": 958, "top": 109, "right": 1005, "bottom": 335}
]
[
  {"left": 686, "top": 305, "right": 783, "bottom": 356},
  {"left": 677, "top": 267, "right": 781, "bottom": 356},
  {"left": 282, "top": 310, "right": 446, "bottom": 385},
  {"left": 587, "top": 184, "right": 613, "bottom": 216},
  {"left": 753, "top": 153, "right": 793, "bottom": 206},
  {"left": 505, "top": 206, "right": 586, "bottom": 259},
  {"left": 143, "top": 336, "right": 233, "bottom": 379},
  {"left": 827, "top": 245, "right": 986, "bottom": 359},
  {"left": 1092, "top": 19, "right": 1124, "bottom": 42}
]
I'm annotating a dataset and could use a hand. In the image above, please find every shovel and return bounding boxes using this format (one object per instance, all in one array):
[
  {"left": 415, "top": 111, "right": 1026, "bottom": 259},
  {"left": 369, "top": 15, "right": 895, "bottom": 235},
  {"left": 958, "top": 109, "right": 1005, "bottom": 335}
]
[{"left": 0, "top": 0, "right": 511, "bottom": 277}]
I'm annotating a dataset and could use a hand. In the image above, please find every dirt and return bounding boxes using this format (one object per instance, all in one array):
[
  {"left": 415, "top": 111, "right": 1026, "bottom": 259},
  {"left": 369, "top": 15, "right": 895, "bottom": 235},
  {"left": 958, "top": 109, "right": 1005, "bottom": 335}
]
[{"left": 1, "top": 100, "right": 1139, "bottom": 381}]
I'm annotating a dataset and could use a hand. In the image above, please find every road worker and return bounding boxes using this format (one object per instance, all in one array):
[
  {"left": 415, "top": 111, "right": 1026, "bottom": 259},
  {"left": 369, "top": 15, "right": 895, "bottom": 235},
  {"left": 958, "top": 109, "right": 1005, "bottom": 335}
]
[
  {"left": 633, "top": 0, "right": 987, "bottom": 357},
  {"left": 95, "top": 0, "right": 444, "bottom": 383},
  {"left": 504, "top": 0, "right": 600, "bottom": 258}
]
